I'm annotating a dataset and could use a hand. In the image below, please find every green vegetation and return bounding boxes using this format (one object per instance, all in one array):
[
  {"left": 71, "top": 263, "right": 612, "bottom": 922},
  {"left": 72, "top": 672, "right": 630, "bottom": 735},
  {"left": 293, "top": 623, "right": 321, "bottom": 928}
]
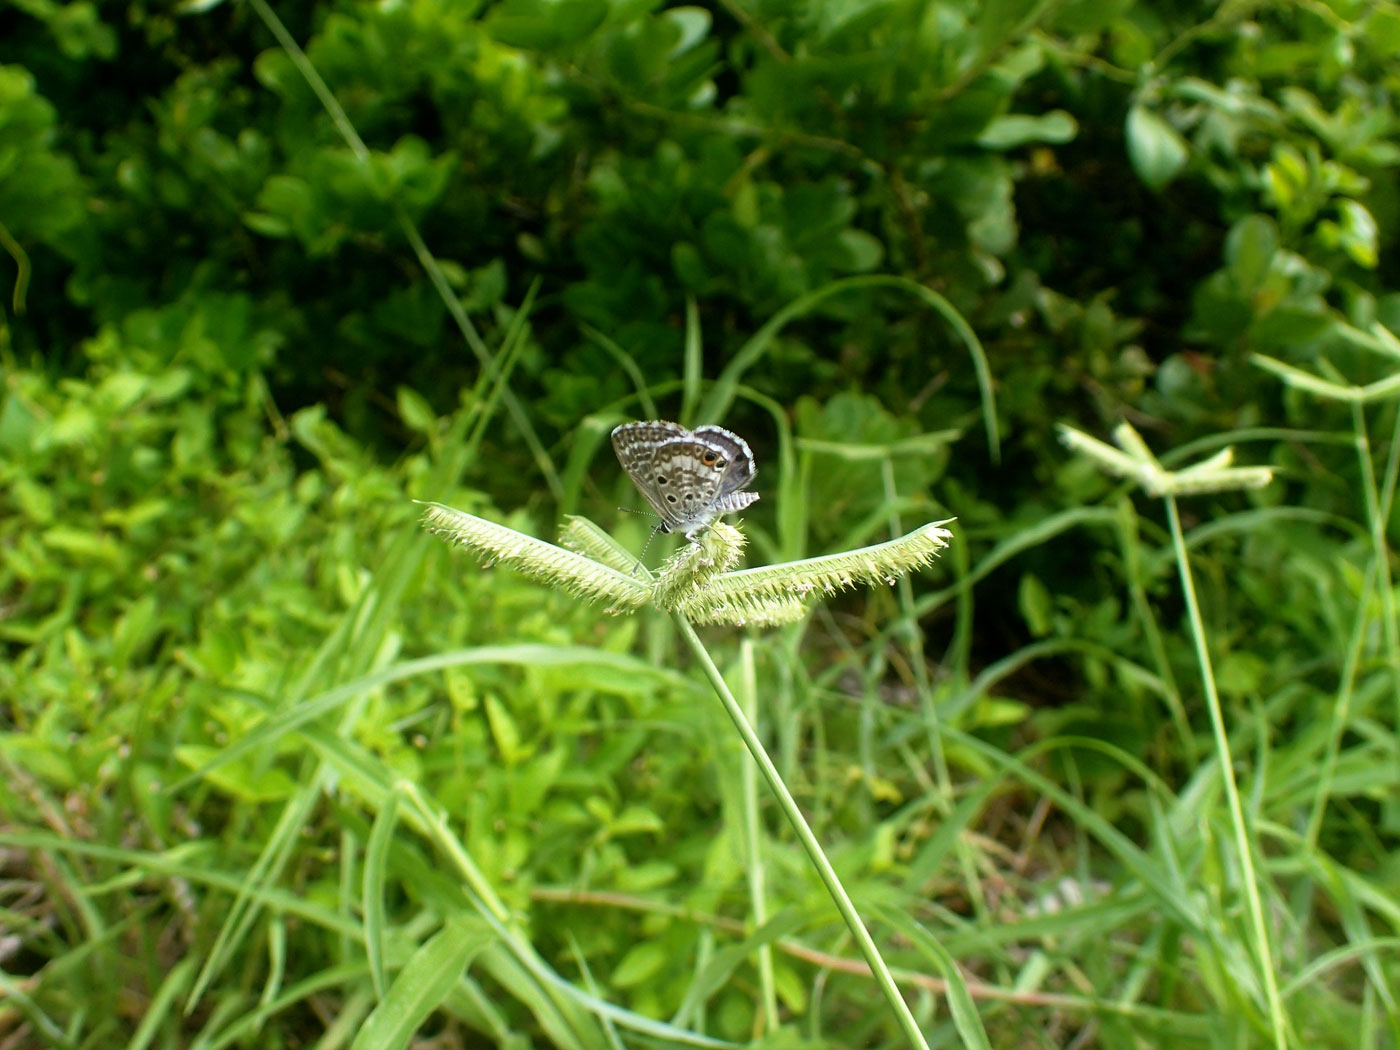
[{"left": 2, "top": 0, "right": 1398, "bottom": 1047}]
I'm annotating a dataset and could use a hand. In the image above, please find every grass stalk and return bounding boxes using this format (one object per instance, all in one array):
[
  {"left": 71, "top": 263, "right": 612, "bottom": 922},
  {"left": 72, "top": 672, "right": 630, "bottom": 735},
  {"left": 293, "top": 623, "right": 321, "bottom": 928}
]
[
  {"left": 1350, "top": 401, "right": 1400, "bottom": 729},
  {"left": 737, "top": 638, "right": 780, "bottom": 1032},
  {"left": 675, "top": 614, "right": 934, "bottom": 1050},
  {"left": 1163, "top": 494, "right": 1287, "bottom": 1050}
]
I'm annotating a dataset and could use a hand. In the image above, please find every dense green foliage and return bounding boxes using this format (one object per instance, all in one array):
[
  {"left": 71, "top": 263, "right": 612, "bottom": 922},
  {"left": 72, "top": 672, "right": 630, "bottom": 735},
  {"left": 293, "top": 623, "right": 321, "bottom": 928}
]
[{"left": 2, "top": 0, "right": 1399, "bottom": 1046}]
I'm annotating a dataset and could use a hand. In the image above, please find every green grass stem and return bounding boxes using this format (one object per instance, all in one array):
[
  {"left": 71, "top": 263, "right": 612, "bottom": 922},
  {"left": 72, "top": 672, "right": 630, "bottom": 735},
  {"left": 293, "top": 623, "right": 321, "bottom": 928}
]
[
  {"left": 1164, "top": 494, "right": 1288, "bottom": 1050},
  {"left": 675, "top": 614, "right": 937, "bottom": 1050}
]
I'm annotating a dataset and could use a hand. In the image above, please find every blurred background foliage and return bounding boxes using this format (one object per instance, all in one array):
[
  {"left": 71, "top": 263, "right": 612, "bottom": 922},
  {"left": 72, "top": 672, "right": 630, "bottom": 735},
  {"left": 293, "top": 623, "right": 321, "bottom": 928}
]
[{"left": 2, "top": 0, "right": 1399, "bottom": 1045}]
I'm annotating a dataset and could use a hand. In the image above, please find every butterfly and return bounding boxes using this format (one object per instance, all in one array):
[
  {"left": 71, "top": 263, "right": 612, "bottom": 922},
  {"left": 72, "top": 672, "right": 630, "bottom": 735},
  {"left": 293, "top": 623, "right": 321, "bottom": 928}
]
[{"left": 611, "top": 421, "right": 760, "bottom": 539}]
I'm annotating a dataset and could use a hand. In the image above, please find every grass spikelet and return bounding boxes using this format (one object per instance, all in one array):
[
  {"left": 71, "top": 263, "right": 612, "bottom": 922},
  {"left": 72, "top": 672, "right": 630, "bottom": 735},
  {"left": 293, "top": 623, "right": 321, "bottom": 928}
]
[
  {"left": 559, "top": 515, "right": 646, "bottom": 577},
  {"left": 419, "top": 502, "right": 649, "bottom": 611},
  {"left": 423, "top": 502, "right": 953, "bottom": 629},
  {"left": 680, "top": 591, "right": 810, "bottom": 627},
  {"left": 1059, "top": 423, "right": 1274, "bottom": 497},
  {"left": 653, "top": 523, "right": 746, "bottom": 611},
  {"left": 683, "top": 522, "right": 953, "bottom": 623},
  {"left": 1163, "top": 465, "right": 1274, "bottom": 495}
]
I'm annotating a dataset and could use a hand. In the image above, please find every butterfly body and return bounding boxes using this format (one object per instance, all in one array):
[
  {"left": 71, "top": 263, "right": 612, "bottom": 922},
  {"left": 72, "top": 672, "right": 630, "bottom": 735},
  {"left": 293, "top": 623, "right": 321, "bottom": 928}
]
[{"left": 612, "top": 421, "right": 759, "bottom": 539}]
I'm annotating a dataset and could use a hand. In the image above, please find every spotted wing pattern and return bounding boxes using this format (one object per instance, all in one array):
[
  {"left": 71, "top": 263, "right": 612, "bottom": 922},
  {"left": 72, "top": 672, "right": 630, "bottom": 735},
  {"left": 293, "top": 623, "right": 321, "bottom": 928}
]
[
  {"left": 647, "top": 438, "right": 729, "bottom": 533},
  {"left": 612, "top": 420, "right": 760, "bottom": 539},
  {"left": 692, "top": 425, "right": 757, "bottom": 496},
  {"left": 610, "top": 420, "right": 688, "bottom": 486}
]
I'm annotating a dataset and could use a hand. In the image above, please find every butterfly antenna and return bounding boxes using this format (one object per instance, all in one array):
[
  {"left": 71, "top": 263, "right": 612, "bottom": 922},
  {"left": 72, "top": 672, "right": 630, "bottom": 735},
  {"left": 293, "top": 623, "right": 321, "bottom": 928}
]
[
  {"left": 636, "top": 522, "right": 665, "bottom": 570},
  {"left": 617, "top": 506, "right": 664, "bottom": 575}
]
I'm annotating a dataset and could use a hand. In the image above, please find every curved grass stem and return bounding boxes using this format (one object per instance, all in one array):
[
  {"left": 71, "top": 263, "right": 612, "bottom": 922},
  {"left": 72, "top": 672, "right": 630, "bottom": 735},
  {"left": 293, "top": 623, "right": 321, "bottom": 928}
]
[{"left": 674, "top": 614, "right": 932, "bottom": 1050}]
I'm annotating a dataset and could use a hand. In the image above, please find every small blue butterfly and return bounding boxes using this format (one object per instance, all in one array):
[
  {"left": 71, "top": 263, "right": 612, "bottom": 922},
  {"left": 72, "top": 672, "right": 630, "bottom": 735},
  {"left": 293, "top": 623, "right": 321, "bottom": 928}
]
[{"left": 612, "top": 421, "right": 760, "bottom": 539}]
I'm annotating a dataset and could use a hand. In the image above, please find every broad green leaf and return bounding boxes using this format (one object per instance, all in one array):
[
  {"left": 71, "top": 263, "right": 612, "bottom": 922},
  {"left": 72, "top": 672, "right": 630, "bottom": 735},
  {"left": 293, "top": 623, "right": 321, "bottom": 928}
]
[
  {"left": 397, "top": 387, "right": 437, "bottom": 434},
  {"left": 1264, "top": 143, "right": 1309, "bottom": 211},
  {"left": 837, "top": 228, "right": 884, "bottom": 271},
  {"left": 1225, "top": 215, "right": 1278, "bottom": 293},
  {"left": 663, "top": 6, "right": 711, "bottom": 55},
  {"left": 610, "top": 942, "right": 669, "bottom": 988},
  {"left": 607, "top": 804, "right": 664, "bottom": 836},
  {"left": 50, "top": 406, "right": 97, "bottom": 446},
  {"left": 1126, "top": 105, "right": 1188, "bottom": 190},
  {"left": 487, "top": 0, "right": 607, "bottom": 49},
  {"left": 1329, "top": 199, "right": 1379, "bottom": 268}
]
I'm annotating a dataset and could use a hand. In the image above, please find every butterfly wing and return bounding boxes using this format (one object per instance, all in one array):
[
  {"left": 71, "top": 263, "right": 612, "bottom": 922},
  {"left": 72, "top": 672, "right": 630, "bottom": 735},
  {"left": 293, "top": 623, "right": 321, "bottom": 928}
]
[
  {"left": 648, "top": 438, "right": 729, "bottom": 532},
  {"left": 613, "top": 421, "right": 706, "bottom": 529},
  {"left": 613, "top": 420, "right": 759, "bottom": 537},
  {"left": 692, "top": 425, "right": 756, "bottom": 496},
  {"left": 612, "top": 420, "right": 688, "bottom": 484}
]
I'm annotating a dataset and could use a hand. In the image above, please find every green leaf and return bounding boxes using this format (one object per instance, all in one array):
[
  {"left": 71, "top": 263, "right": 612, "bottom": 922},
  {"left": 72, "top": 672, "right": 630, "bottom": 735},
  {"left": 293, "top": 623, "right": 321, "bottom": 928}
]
[
  {"left": 245, "top": 175, "right": 317, "bottom": 242},
  {"left": 836, "top": 228, "right": 884, "bottom": 271},
  {"left": 611, "top": 942, "right": 668, "bottom": 988},
  {"left": 43, "top": 526, "right": 121, "bottom": 563},
  {"left": 772, "top": 962, "right": 808, "bottom": 1014},
  {"left": 873, "top": 910, "right": 992, "bottom": 1050},
  {"left": 1264, "top": 143, "right": 1309, "bottom": 211},
  {"left": 396, "top": 387, "right": 437, "bottom": 434},
  {"left": 1367, "top": 5, "right": 1400, "bottom": 51},
  {"left": 483, "top": 693, "right": 528, "bottom": 765},
  {"left": 12, "top": 478, "right": 55, "bottom": 522},
  {"left": 662, "top": 6, "right": 711, "bottom": 55},
  {"left": 351, "top": 916, "right": 494, "bottom": 1050},
  {"left": 977, "top": 110, "right": 1078, "bottom": 149},
  {"left": 488, "top": 0, "right": 607, "bottom": 49},
  {"left": 1125, "top": 105, "right": 1188, "bottom": 190},
  {"left": 1225, "top": 215, "right": 1279, "bottom": 293},
  {"left": 614, "top": 860, "right": 678, "bottom": 891},
  {"left": 969, "top": 695, "right": 1031, "bottom": 727},
  {"left": 1017, "top": 573, "right": 1053, "bottom": 636},
  {"left": 1333, "top": 199, "right": 1378, "bottom": 268},
  {"left": 672, "top": 241, "right": 709, "bottom": 289},
  {"left": 364, "top": 788, "right": 402, "bottom": 999},
  {"left": 175, "top": 746, "right": 299, "bottom": 802},
  {"left": 50, "top": 406, "right": 97, "bottom": 447},
  {"left": 607, "top": 804, "right": 664, "bottom": 837}
]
